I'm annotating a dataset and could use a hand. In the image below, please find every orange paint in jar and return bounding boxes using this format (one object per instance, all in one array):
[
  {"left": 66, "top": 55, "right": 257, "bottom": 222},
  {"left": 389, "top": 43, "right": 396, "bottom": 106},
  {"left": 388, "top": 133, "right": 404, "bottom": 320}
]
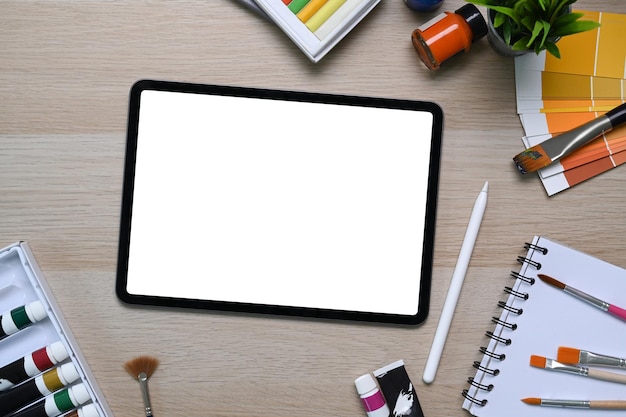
[{"left": 411, "top": 4, "right": 487, "bottom": 70}]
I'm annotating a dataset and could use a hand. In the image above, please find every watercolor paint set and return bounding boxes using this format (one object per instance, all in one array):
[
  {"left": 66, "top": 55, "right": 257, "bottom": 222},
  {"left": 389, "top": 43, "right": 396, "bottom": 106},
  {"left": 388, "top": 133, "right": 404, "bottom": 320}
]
[
  {"left": 253, "top": 0, "right": 381, "bottom": 62},
  {"left": 0, "top": 242, "right": 112, "bottom": 417}
]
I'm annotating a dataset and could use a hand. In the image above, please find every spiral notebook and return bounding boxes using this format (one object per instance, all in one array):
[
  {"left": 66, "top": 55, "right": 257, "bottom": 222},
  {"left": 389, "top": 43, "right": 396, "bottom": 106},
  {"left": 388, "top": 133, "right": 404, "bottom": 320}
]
[{"left": 462, "top": 236, "right": 626, "bottom": 416}]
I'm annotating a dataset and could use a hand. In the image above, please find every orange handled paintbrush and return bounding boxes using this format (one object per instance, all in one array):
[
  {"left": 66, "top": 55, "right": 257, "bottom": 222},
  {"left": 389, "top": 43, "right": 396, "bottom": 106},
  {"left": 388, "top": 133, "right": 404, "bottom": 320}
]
[{"left": 513, "top": 102, "right": 626, "bottom": 174}]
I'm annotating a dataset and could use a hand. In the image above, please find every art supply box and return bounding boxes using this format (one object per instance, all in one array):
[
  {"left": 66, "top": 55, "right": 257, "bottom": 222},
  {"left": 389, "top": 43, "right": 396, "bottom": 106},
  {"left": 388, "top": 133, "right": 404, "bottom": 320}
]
[
  {"left": 0, "top": 241, "right": 112, "bottom": 417},
  {"left": 253, "top": 0, "right": 381, "bottom": 62}
]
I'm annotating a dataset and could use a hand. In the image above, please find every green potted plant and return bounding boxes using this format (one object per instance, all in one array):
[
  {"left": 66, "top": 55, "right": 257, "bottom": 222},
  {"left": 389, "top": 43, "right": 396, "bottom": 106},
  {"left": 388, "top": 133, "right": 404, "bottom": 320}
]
[{"left": 467, "top": 0, "right": 601, "bottom": 57}]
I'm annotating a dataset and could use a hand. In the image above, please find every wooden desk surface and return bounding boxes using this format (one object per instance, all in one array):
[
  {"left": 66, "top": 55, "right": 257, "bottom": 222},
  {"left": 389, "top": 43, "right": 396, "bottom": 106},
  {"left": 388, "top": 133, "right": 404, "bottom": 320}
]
[{"left": 2, "top": 1, "right": 625, "bottom": 416}]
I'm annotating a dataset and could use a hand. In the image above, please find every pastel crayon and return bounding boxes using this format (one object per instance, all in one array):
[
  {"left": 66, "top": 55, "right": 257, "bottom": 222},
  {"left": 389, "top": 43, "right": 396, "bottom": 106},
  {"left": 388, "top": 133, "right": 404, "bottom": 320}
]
[
  {"left": 0, "top": 341, "right": 69, "bottom": 391},
  {"left": 10, "top": 383, "right": 92, "bottom": 417},
  {"left": 0, "top": 362, "right": 80, "bottom": 415},
  {"left": 288, "top": 0, "right": 310, "bottom": 13},
  {"left": 314, "top": 0, "right": 361, "bottom": 39},
  {"left": 305, "top": 0, "right": 347, "bottom": 32},
  {"left": 0, "top": 300, "right": 48, "bottom": 341}
]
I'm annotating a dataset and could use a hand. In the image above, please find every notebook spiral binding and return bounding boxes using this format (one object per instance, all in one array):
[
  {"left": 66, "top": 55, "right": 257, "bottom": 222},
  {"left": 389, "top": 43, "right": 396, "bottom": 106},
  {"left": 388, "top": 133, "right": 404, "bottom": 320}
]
[{"left": 461, "top": 241, "right": 548, "bottom": 407}]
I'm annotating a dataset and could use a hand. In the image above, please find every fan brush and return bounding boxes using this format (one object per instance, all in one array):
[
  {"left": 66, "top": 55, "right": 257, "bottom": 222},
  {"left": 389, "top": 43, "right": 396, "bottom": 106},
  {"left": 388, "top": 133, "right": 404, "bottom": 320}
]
[{"left": 124, "top": 356, "right": 159, "bottom": 417}]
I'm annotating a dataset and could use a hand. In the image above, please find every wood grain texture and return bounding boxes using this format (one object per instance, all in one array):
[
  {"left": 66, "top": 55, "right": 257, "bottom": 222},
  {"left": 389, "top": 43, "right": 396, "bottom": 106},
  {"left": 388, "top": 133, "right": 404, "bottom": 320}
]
[{"left": 1, "top": 1, "right": 625, "bottom": 416}]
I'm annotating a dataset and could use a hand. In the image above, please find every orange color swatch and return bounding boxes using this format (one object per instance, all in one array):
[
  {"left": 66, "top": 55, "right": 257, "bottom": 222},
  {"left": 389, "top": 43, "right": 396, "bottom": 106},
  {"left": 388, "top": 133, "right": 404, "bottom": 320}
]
[{"left": 515, "top": 10, "right": 626, "bottom": 195}]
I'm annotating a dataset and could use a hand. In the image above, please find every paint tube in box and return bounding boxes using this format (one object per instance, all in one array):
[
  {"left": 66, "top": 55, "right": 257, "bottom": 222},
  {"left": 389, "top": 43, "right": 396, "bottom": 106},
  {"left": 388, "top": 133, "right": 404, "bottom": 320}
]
[
  {"left": 10, "top": 382, "right": 93, "bottom": 417},
  {"left": 0, "top": 300, "right": 48, "bottom": 342},
  {"left": 373, "top": 360, "right": 425, "bottom": 417},
  {"left": 0, "top": 341, "right": 69, "bottom": 391},
  {"left": 0, "top": 362, "right": 80, "bottom": 415}
]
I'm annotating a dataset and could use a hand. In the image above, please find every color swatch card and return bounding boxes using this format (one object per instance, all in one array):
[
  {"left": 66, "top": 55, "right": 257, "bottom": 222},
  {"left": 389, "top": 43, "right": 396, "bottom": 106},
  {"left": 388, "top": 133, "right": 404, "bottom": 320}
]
[
  {"left": 519, "top": 110, "right": 626, "bottom": 195},
  {"left": 253, "top": 0, "right": 381, "bottom": 62},
  {"left": 514, "top": 10, "right": 626, "bottom": 196},
  {"left": 516, "top": 75, "right": 625, "bottom": 115},
  {"left": 518, "top": 112, "right": 626, "bottom": 196},
  {"left": 521, "top": 132, "right": 626, "bottom": 196},
  {"left": 515, "top": 11, "right": 626, "bottom": 80}
]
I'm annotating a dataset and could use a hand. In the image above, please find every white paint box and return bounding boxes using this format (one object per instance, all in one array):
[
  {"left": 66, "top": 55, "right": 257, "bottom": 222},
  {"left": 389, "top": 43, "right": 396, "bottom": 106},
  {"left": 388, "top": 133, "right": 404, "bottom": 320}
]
[{"left": 0, "top": 241, "right": 113, "bottom": 417}]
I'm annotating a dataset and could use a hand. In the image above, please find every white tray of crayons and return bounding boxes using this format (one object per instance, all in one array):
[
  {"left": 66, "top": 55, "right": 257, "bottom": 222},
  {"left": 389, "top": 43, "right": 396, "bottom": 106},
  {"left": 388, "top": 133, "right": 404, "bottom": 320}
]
[
  {"left": 0, "top": 242, "right": 113, "bottom": 417},
  {"left": 253, "top": 0, "right": 381, "bottom": 62}
]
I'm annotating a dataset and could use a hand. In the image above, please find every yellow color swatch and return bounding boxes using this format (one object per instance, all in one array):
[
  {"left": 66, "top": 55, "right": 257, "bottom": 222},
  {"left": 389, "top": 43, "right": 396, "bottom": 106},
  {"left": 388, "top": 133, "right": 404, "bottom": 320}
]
[
  {"left": 542, "top": 73, "right": 591, "bottom": 99},
  {"left": 595, "top": 12, "right": 626, "bottom": 79},
  {"left": 544, "top": 11, "right": 626, "bottom": 79},
  {"left": 594, "top": 77, "right": 625, "bottom": 99},
  {"left": 544, "top": 11, "right": 600, "bottom": 76}
]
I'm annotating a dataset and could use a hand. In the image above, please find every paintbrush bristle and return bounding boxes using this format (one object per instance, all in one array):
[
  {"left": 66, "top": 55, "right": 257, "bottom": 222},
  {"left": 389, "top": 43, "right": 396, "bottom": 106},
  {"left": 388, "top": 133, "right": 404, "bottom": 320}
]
[
  {"left": 124, "top": 355, "right": 159, "bottom": 379},
  {"left": 512, "top": 144, "right": 552, "bottom": 174},
  {"left": 557, "top": 347, "right": 581, "bottom": 364},
  {"left": 521, "top": 397, "right": 541, "bottom": 405},
  {"left": 529, "top": 355, "right": 547, "bottom": 368},
  {"left": 537, "top": 274, "right": 566, "bottom": 290}
]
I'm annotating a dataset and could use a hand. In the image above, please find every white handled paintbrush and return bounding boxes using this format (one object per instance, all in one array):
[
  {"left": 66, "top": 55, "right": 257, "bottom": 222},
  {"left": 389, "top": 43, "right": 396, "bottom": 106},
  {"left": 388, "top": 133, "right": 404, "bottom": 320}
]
[{"left": 513, "top": 102, "right": 626, "bottom": 174}]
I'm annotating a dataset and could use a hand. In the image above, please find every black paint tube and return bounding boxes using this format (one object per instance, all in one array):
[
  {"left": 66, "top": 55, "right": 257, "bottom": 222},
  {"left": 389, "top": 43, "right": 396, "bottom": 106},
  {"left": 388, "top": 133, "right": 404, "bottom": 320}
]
[{"left": 373, "top": 360, "right": 425, "bottom": 417}]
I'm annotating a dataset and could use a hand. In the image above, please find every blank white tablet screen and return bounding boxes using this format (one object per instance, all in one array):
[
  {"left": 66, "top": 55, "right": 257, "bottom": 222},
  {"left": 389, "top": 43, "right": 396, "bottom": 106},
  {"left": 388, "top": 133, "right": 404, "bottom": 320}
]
[{"left": 126, "top": 90, "right": 434, "bottom": 316}]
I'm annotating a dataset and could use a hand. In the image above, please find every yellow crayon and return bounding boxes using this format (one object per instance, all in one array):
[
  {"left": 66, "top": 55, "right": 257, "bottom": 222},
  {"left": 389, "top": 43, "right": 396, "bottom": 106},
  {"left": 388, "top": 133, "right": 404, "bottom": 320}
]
[{"left": 305, "top": 0, "right": 346, "bottom": 32}]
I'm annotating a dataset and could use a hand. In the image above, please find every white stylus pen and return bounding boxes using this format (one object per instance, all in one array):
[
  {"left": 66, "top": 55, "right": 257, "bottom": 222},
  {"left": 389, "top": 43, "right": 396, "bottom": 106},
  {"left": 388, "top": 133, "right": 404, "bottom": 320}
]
[{"left": 423, "top": 181, "right": 489, "bottom": 384}]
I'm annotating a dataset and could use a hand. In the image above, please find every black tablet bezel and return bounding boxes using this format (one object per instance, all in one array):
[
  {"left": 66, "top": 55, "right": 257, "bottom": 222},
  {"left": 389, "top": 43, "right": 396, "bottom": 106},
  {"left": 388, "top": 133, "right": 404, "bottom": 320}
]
[{"left": 116, "top": 80, "right": 442, "bottom": 325}]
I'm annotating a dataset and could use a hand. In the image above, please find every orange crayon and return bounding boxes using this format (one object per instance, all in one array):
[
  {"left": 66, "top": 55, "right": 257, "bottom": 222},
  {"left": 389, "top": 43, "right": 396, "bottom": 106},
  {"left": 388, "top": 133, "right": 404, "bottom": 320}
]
[{"left": 297, "top": 0, "right": 328, "bottom": 22}]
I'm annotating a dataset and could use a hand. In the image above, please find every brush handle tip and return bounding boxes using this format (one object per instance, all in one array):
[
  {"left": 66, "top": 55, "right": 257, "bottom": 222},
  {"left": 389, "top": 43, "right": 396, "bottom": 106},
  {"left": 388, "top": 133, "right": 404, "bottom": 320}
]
[
  {"left": 608, "top": 304, "right": 626, "bottom": 321},
  {"left": 606, "top": 102, "right": 626, "bottom": 127}
]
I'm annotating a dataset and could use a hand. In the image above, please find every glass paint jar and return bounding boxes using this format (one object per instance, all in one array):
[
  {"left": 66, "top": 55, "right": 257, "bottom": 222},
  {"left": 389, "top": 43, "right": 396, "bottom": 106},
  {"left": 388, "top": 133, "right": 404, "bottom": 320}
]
[
  {"left": 411, "top": 4, "right": 487, "bottom": 70},
  {"left": 404, "top": 0, "right": 444, "bottom": 12}
]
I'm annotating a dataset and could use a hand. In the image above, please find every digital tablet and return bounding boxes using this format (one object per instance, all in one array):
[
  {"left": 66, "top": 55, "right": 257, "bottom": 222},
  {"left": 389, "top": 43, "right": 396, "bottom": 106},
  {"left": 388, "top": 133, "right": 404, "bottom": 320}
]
[{"left": 116, "top": 80, "right": 442, "bottom": 325}]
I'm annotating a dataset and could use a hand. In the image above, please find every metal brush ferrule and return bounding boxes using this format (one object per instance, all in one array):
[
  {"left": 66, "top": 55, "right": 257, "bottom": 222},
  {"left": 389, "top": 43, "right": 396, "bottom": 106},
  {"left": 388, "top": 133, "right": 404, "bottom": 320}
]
[
  {"left": 138, "top": 373, "right": 154, "bottom": 417},
  {"left": 547, "top": 359, "right": 588, "bottom": 376},
  {"left": 541, "top": 399, "right": 589, "bottom": 408},
  {"left": 582, "top": 351, "right": 626, "bottom": 367},
  {"left": 541, "top": 116, "right": 613, "bottom": 161},
  {"left": 564, "top": 286, "right": 609, "bottom": 311}
]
